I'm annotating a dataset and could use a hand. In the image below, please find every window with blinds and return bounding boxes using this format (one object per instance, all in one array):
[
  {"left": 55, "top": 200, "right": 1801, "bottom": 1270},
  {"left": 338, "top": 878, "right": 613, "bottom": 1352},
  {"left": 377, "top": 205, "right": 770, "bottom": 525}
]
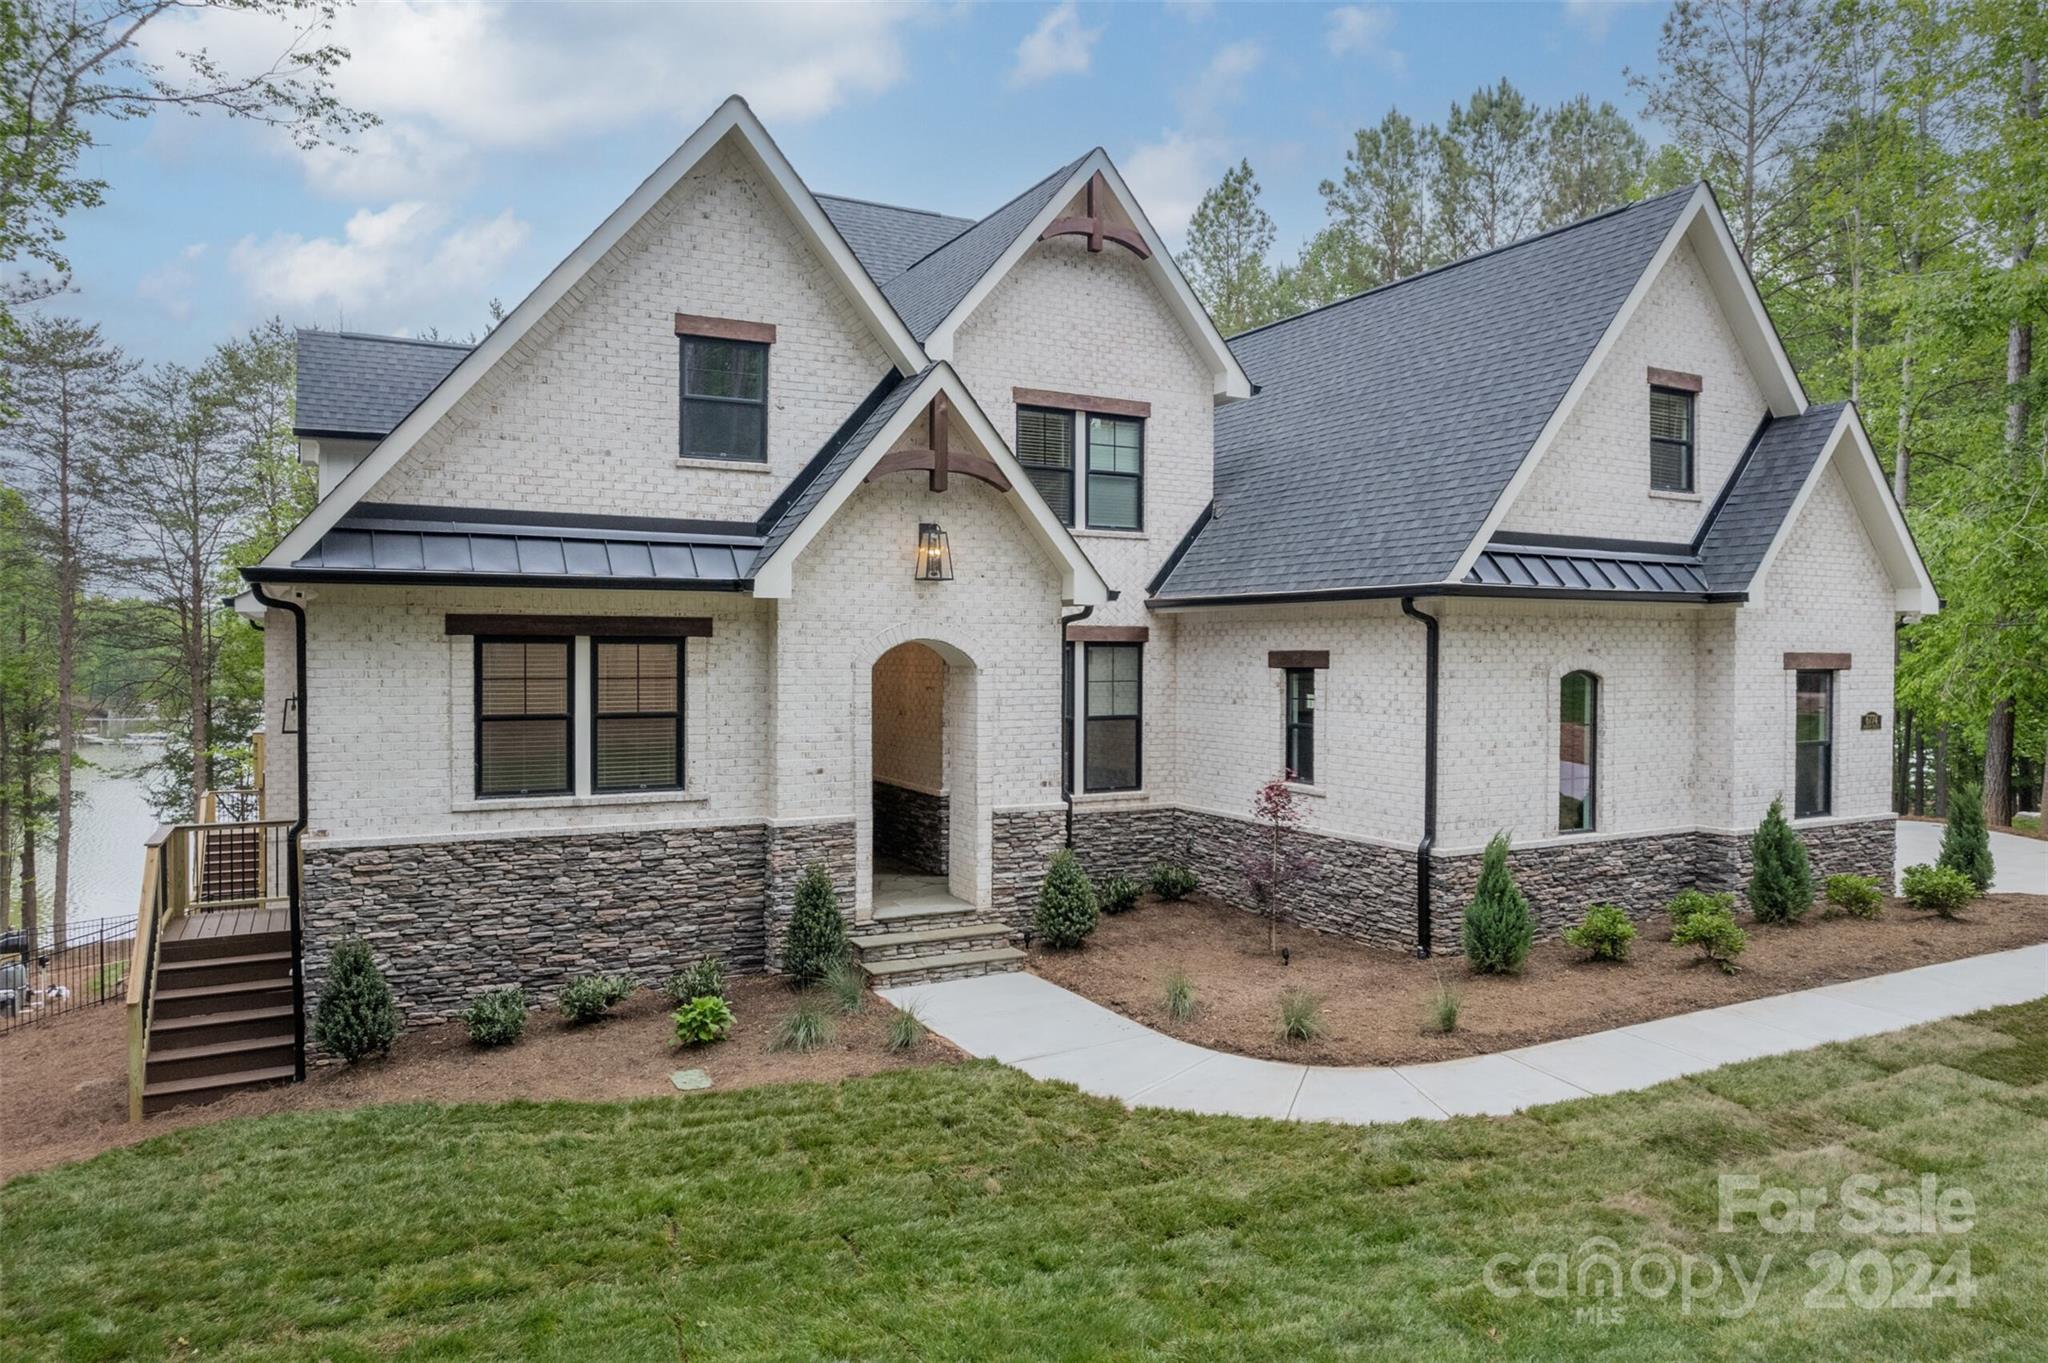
[
  {"left": 1086, "top": 415, "right": 1143, "bottom": 530},
  {"left": 1016, "top": 407, "right": 1075, "bottom": 525},
  {"left": 1650, "top": 386, "right": 1695, "bottom": 492},
  {"left": 1084, "top": 642, "right": 1141, "bottom": 792},
  {"left": 476, "top": 639, "right": 572, "bottom": 797},
  {"left": 593, "top": 640, "right": 682, "bottom": 792},
  {"left": 681, "top": 337, "right": 768, "bottom": 461}
]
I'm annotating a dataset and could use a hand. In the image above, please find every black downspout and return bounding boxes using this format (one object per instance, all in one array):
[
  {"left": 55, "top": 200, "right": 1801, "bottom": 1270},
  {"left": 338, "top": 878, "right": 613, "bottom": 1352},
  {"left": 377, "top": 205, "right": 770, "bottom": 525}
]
[
  {"left": 1058, "top": 604, "right": 1095, "bottom": 848},
  {"left": 249, "top": 584, "right": 309, "bottom": 1082},
  {"left": 1400, "top": 597, "right": 1438, "bottom": 958}
]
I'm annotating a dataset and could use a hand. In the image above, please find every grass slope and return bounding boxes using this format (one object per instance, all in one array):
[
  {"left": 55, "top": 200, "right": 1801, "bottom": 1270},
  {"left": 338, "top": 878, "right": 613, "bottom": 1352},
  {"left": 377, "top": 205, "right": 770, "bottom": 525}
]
[{"left": 5, "top": 999, "right": 2047, "bottom": 1362}]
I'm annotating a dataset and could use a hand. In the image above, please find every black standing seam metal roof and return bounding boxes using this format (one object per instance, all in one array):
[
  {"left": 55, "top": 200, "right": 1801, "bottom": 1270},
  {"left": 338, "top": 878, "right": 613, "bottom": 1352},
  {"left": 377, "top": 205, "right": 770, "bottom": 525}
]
[
  {"left": 1465, "top": 544, "right": 1713, "bottom": 596},
  {"left": 816, "top": 195, "right": 976, "bottom": 285},
  {"left": 1154, "top": 184, "right": 1700, "bottom": 602},
  {"left": 294, "top": 330, "right": 471, "bottom": 438}
]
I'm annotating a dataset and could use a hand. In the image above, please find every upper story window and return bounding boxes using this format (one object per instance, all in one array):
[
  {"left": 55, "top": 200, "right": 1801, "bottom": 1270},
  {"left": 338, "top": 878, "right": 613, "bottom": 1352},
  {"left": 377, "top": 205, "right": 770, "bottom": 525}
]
[
  {"left": 593, "top": 640, "right": 683, "bottom": 793},
  {"left": 1016, "top": 406, "right": 1075, "bottom": 525},
  {"left": 1559, "top": 670, "right": 1597, "bottom": 832},
  {"left": 1794, "top": 669, "right": 1833, "bottom": 818},
  {"left": 680, "top": 336, "right": 768, "bottom": 462},
  {"left": 1649, "top": 384, "right": 1695, "bottom": 493},
  {"left": 476, "top": 638, "right": 573, "bottom": 798},
  {"left": 1086, "top": 415, "right": 1144, "bottom": 531}
]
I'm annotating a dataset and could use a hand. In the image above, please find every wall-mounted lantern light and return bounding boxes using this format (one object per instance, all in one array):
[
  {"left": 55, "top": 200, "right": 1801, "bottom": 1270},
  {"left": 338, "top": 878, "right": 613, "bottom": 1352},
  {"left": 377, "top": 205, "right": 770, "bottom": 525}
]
[{"left": 915, "top": 522, "right": 953, "bottom": 581}]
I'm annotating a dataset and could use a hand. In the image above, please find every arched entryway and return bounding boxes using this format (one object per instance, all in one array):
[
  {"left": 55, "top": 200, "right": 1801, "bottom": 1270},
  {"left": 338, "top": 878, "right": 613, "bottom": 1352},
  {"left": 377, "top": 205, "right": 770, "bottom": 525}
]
[{"left": 862, "top": 637, "right": 983, "bottom": 919}]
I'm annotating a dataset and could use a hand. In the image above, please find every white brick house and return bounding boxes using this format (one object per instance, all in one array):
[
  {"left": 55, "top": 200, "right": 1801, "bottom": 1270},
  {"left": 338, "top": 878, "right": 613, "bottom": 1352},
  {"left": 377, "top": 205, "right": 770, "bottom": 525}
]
[{"left": 246, "top": 96, "right": 1937, "bottom": 1017}]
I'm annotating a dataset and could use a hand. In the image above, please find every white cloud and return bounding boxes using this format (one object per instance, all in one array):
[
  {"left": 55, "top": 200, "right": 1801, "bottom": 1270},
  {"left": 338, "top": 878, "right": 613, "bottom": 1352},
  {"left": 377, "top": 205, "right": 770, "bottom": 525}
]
[
  {"left": 228, "top": 202, "right": 529, "bottom": 329},
  {"left": 1325, "top": 5, "right": 1405, "bottom": 71},
  {"left": 1163, "top": 0, "right": 1217, "bottom": 19},
  {"left": 1122, "top": 132, "right": 1233, "bottom": 243},
  {"left": 1010, "top": 3, "right": 1101, "bottom": 87},
  {"left": 1562, "top": 0, "right": 1619, "bottom": 40},
  {"left": 1179, "top": 39, "right": 1263, "bottom": 122},
  {"left": 137, "top": 243, "right": 208, "bottom": 322}
]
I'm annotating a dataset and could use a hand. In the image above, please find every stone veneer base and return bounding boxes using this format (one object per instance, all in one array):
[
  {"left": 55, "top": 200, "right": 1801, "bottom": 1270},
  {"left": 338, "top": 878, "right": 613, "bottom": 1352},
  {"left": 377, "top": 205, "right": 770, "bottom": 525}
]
[{"left": 872, "top": 780, "right": 948, "bottom": 876}]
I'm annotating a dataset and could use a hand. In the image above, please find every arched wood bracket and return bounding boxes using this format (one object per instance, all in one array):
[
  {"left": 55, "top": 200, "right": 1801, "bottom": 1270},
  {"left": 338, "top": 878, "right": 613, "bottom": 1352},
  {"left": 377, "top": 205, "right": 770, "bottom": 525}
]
[
  {"left": 1039, "top": 170, "right": 1151, "bottom": 259},
  {"left": 863, "top": 393, "right": 1013, "bottom": 492}
]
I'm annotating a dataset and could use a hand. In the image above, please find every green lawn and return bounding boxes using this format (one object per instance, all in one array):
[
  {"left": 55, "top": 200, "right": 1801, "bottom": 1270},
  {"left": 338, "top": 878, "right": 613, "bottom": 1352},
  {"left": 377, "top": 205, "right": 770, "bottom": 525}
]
[{"left": 6, "top": 1001, "right": 2047, "bottom": 1362}]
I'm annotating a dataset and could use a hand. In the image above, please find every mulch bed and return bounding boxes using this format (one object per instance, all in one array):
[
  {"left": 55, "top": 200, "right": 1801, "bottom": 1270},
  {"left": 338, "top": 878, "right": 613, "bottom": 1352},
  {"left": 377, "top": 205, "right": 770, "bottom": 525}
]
[
  {"left": 0, "top": 975, "right": 958, "bottom": 1182},
  {"left": 1028, "top": 892, "right": 2048, "bottom": 1067}
]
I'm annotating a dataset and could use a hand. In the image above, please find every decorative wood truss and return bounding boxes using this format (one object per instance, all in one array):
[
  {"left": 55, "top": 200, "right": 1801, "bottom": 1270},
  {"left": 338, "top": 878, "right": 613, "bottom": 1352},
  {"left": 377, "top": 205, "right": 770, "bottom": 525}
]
[
  {"left": 863, "top": 393, "right": 1012, "bottom": 492},
  {"left": 1038, "top": 171, "right": 1151, "bottom": 259}
]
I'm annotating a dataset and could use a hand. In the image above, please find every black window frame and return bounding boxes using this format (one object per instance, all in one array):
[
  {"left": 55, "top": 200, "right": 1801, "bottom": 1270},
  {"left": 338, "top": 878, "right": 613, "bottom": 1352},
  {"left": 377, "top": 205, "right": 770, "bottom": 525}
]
[
  {"left": 679, "top": 335, "right": 769, "bottom": 463},
  {"left": 1284, "top": 667, "right": 1316, "bottom": 786},
  {"left": 474, "top": 635, "right": 574, "bottom": 799},
  {"left": 1083, "top": 641, "right": 1142, "bottom": 794},
  {"left": 590, "top": 637, "right": 686, "bottom": 794},
  {"left": 1794, "top": 669, "right": 1834, "bottom": 818},
  {"left": 1649, "top": 384, "right": 1696, "bottom": 493},
  {"left": 1084, "top": 413, "right": 1145, "bottom": 532},
  {"left": 1016, "top": 404, "right": 1077, "bottom": 527},
  {"left": 1559, "top": 669, "right": 1598, "bottom": 833}
]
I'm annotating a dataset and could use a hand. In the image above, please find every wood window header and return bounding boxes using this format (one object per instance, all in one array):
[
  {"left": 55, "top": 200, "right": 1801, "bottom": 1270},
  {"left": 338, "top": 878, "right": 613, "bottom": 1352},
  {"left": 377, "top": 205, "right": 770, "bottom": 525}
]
[
  {"left": 674, "top": 313, "right": 777, "bottom": 345},
  {"left": 1647, "top": 367, "right": 1703, "bottom": 393},
  {"left": 1268, "top": 650, "right": 1330, "bottom": 670},
  {"left": 1066, "top": 624, "right": 1149, "bottom": 643},
  {"left": 1783, "top": 651, "right": 1851, "bottom": 671},
  {"left": 447, "top": 614, "right": 714, "bottom": 639},
  {"left": 1013, "top": 386, "right": 1150, "bottom": 420}
]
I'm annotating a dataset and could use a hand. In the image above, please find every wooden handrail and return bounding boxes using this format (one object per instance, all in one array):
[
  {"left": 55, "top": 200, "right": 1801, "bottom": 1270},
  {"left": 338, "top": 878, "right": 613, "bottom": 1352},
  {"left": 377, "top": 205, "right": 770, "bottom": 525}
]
[{"left": 126, "top": 842, "right": 166, "bottom": 1123}]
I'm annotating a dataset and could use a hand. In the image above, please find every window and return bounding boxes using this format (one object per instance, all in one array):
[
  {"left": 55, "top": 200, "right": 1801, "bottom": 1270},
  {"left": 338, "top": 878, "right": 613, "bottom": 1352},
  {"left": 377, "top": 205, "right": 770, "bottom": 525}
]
[
  {"left": 1016, "top": 406, "right": 1075, "bottom": 525},
  {"left": 1650, "top": 386, "right": 1695, "bottom": 492},
  {"left": 1559, "top": 670, "right": 1598, "bottom": 832},
  {"left": 680, "top": 336, "right": 767, "bottom": 461},
  {"left": 476, "top": 639, "right": 572, "bottom": 797},
  {"left": 592, "top": 640, "right": 682, "bottom": 792},
  {"left": 1795, "top": 669, "right": 1833, "bottom": 817},
  {"left": 1285, "top": 668, "right": 1316, "bottom": 785},
  {"left": 1086, "top": 415, "right": 1143, "bottom": 530},
  {"left": 1084, "top": 642, "right": 1141, "bottom": 792}
]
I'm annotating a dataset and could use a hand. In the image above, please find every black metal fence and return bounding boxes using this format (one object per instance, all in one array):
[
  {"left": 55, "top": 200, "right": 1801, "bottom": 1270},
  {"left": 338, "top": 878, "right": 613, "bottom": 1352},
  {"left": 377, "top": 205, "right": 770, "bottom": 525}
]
[{"left": 0, "top": 918, "right": 137, "bottom": 1036}]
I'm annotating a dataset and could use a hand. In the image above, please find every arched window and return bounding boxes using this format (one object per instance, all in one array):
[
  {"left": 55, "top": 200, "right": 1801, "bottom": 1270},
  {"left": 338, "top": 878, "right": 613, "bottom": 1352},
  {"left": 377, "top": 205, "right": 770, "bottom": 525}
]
[{"left": 1559, "top": 671, "right": 1598, "bottom": 833}]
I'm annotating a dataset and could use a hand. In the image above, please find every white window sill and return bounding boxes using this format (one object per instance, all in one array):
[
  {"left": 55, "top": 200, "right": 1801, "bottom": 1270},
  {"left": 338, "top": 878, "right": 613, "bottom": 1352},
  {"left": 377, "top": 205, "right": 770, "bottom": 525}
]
[
  {"left": 1070, "top": 789, "right": 1147, "bottom": 806},
  {"left": 675, "top": 457, "right": 776, "bottom": 473},
  {"left": 453, "top": 789, "right": 708, "bottom": 814},
  {"left": 1073, "top": 528, "right": 1148, "bottom": 541},
  {"left": 1648, "top": 489, "right": 1702, "bottom": 502},
  {"left": 1283, "top": 782, "right": 1327, "bottom": 799}
]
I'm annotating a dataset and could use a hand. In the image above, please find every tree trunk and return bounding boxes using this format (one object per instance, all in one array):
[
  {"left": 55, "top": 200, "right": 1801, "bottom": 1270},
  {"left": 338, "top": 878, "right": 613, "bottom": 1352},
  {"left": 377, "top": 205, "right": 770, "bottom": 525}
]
[
  {"left": 0, "top": 694, "right": 12, "bottom": 929},
  {"left": 1985, "top": 699, "right": 2016, "bottom": 829},
  {"left": 52, "top": 389, "right": 76, "bottom": 954},
  {"left": 18, "top": 762, "right": 36, "bottom": 952},
  {"left": 1935, "top": 724, "right": 1949, "bottom": 818},
  {"left": 2038, "top": 735, "right": 2048, "bottom": 834}
]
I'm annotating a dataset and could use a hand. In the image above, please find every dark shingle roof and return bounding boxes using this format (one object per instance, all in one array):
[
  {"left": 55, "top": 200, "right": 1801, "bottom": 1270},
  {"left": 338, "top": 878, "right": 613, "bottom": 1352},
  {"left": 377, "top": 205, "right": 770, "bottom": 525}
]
[
  {"left": 881, "top": 156, "right": 1088, "bottom": 341},
  {"left": 752, "top": 370, "right": 924, "bottom": 570},
  {"left": 295, "top": 330, "right": 471, "bottom": 439},
  {"left": 817, "top": 195, "right": 975, "bottom": 285},
  {"left": 1154, "top": 185, "right": 1699, "bottom": 601},
  {"left": 1695, "top": 403, "right": 1845, "bottom": 595}
]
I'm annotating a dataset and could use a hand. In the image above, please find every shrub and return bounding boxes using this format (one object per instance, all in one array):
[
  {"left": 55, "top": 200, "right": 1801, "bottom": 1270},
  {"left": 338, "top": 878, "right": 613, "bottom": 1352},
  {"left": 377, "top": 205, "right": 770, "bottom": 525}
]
[
  {"left": 1668, "top": 889, "right": 1736, "bottom": 938},
  {"left": 1460, "top": 834, "right": 1534, "bottom": 974},
  {"left": 885, "top": 1002, "right": 925, "bottom": 1053},
  {"left": 1823, "top": 874, "right": 1885, "bottom": 920},
  {"left": 1673, "top": 902, "right": 1747, "bottom": 974},
  {"left": 1034, "top": 849, "right": 1099, "bottom": 948},
  {"left": 312, "top": 938, "right": 397, "bottom": 1063},
  {"left": 1938, "top": 784, "right": 1996, "bottom": 892},
  {"left": 671, "top": 994, "right": 734, "bottom": 1047},
  {"left": 1901, "top": 863, "right": 1976, "bottom": 918},
  {"left": 1747, "top": 797, "right": 1813, "bottom": 923},
  {"left": 663, "top": 955, "right": 727, "bottom": 1006},
  {"left": 823, "top": 957, "right": 867, "bottom": 1015},
  {"left": 1562, "top": 903, "right": 1636, "bottom": 963},
  {"left": 1430, "top": 979, "right": 1462, "bottom": 1035},
  {"left": 559, "top": 974, "right": 631, "bottom": 1024},
  {"left": 774, "top": 996, "right": 833, "bottom": 1052},
  {"left": 1278, "top": 987, "right": 1325, "bottom": 1042},
  {"left": 462, "top": 988, "right": 528, "bottom": 1047},
  {"left": 1149, "top": 862, "right": 1198, "bottom": 901},
  {"left": 783, "top": 862, "right": 849, "bottom": 987},
  {"left": 1162, "top": 969, "right": 1196, "bottom": 1022},
  {"left": 1100, "top": 875, "right": 1141, "bottom": 915}
]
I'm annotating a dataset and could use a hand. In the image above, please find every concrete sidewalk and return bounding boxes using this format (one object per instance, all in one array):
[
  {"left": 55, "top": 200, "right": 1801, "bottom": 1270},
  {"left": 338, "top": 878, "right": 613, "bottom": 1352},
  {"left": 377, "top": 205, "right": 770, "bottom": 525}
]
[
  {"left": 880, "top": 944, "right": 2048, "bottom": 1124},
  {"left": 1895, "top": 821, "right": 2047, "bottom": 895}
]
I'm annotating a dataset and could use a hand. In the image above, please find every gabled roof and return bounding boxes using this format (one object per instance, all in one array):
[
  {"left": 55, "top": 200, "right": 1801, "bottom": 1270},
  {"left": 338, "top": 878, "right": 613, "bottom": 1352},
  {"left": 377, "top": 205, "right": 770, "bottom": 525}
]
[
  {"left": 294, "top": 331, "right": 470, "bottom": 440},
  {"left": 817, "top": 195, "right": 974, "bottom": 285},
  {"left": 880, "top": 158, "right": 1087, "bottom": 340},
  {"left": 753, "top": 370, "right": 923, "bottom": 569}
]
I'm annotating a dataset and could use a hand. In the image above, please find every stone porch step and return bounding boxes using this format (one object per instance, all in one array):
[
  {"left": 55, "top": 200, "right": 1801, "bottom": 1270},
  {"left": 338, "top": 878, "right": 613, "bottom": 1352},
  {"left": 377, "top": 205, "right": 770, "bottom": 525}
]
[
  {"left": 852, "top": 922, "right": 1014, "bottom": 951},
  {"left": 872, "top": 901, "right": 980, "bottom": 926},
  {"left": 856, "top": 946, "right": 1026, "bottom": 986}
]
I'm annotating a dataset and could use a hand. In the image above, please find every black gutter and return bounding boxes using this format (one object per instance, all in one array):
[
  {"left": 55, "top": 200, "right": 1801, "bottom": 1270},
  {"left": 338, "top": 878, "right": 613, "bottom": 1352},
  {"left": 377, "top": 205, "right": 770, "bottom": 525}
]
[
  {"left": 1151, "top": 581, "right": 1747, "bottom": 610},
  {"left": 1058, "top": 603, "right": 1095, "bottom": 848},
  {"left": 1400, "top": 597, "right": 1439, "bottom": 959},
  {"left": 241, "top": 567, "right": 753, "bottom": 593},
  {"left": 248, "top": 583, "right": 310, "bottom": 1083}
]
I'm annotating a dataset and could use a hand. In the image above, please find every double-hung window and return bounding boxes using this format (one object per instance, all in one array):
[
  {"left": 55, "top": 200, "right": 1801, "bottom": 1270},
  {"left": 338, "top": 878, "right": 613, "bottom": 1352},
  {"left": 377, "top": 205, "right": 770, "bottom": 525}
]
[
  {"left": 476, "top": 639, "right": 573, "bottom": 798},
  {"left": 1016, "top": 406, "right": 1075, "bottom": 525},
  {"left": 1084, "top": 643, "right": 1142, "bottom": 792},
  {"left": 1284, "top": 667, "right": 1316, "bottom": 785},
  {"left": 1794, "top": 670, "right": 1833, "bottom": 817},
  {"left": 1085, "top": 415, "right": 1143, "bottom": 531},
  {"left": 680, "top": 336, "right": 768, "bottom": 461},
  {"left": 1015, "top": 403, "right": 1145, "bottom": 530},
  {"left": 1650, "top": 385, "right": 1695, "bottom": 492},
  {"left": 1559, "top": 670, "right": 1598, "bottom": 832},
  {"left": 593, "top": 640, "right": 683, "bottom": 792}
]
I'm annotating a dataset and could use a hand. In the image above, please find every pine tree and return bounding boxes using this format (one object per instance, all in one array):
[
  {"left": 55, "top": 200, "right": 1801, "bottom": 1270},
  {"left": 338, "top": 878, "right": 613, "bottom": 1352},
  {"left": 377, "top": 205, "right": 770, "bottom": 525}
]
[
  {"left": 1938, "top": 782, "right": 1995, "bottom": 891},
  {"left": 1748, "top": 797, "right": 1813, "bottom": 923},
  {"left": 1034, "top": 849, "right": 1099, "bottom": 949},
  {"left": 1183, "top": 159, "right": 1280, "bottom": 335},
  {"left": 782, "top": 862, "right": 848, "bottom": 986},
  {"left": 313, "top": 938, "right": 397, "bottom": 1063},
  {"left": 1461, "top": 833, "right": 1534, "bottom": 973}
]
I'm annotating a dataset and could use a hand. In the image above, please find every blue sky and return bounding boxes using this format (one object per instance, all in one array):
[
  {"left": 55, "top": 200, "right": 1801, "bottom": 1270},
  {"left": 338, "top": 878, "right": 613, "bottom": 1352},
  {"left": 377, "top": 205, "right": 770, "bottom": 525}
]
[{"left": 59, "top": 1, "right": 1667, "bottom": 365}]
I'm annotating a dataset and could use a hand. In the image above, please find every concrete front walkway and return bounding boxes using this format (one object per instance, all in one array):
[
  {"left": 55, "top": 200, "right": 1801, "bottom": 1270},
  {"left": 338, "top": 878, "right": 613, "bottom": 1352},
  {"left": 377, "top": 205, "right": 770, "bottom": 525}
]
[
  {"left": 1895, "top": 821, "right": 2047, "bottom": 895},
  {"left": 879, "top": 944, "right": 2048, "bottom": 1124}
]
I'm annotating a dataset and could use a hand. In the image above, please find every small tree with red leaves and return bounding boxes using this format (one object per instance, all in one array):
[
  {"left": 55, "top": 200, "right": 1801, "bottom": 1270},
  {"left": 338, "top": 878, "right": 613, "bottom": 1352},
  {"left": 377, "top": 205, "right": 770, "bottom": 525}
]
[{"left": 1239, "top": 773, "right": 1318, "bottom": 956}]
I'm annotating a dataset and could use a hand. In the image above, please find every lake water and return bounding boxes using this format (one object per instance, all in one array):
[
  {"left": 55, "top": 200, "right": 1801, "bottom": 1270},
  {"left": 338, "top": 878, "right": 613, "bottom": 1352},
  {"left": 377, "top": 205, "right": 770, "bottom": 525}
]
[{"left": 36, "top": 744, "right": 164, "bottom": 936}]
